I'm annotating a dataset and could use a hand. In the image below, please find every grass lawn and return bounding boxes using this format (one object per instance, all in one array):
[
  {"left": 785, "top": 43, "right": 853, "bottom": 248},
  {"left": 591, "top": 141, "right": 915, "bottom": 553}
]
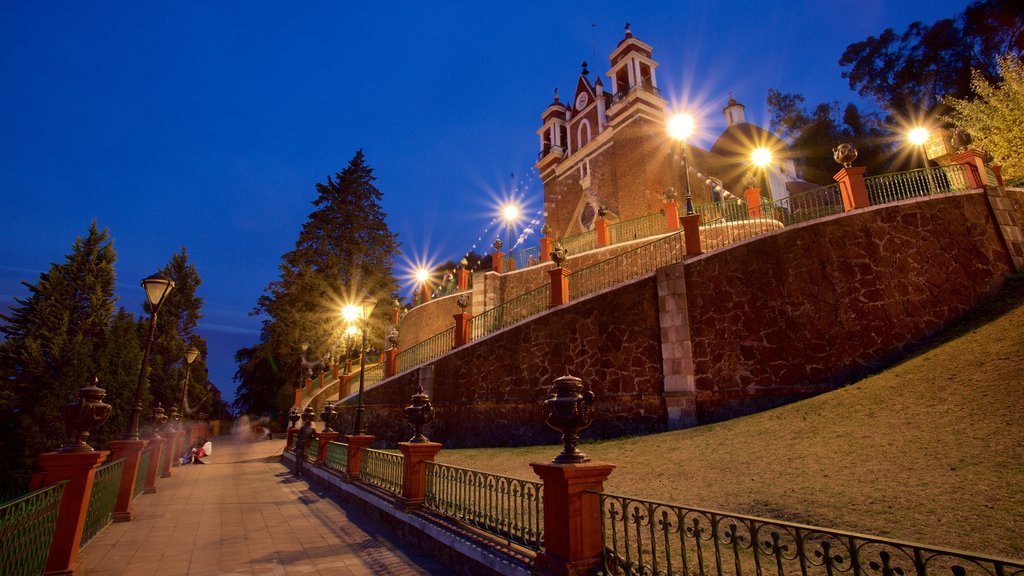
[{"left": 435, "top": 275, "right": 1024, "bottom": 560}]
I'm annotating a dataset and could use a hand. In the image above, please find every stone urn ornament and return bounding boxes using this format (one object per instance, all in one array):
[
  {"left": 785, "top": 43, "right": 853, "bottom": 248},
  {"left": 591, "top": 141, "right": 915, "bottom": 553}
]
[
  {"left": 541, "top": 223, "right": 552, "bottom": 237},
  {"left": 147, "top": 403, "right": 168, "bottom": 438},
  {"left": 833, "top": 143, "right": 858, "bottom": 167},
  {"left": 492, "top": 238, "right": 503, "bottom": 252},
  {"left": 550, "top": 242, "right": 568, "bottom": 268},
  {"left": 459, "top": 257, "right": 469, "bottom": 268},
  {"left": 597, "top": 206, "right": 608, "bottom": 218},
  {"left": 951, "top": 128, "right": 973, "bottom": 153},
  {"left": 59, "top": 378, "right": 113, "bottom": 453},
  {"left": 165, "top": 405, "right": 181, "bottom": 432},
  {"left": 320, "top": 402, "right": 335, "bottom": 432},
  {"left": 664, "top": 187, "right": 678, "bottom": 202},
  {"left": 288, "top": 406, "right": 301, "bottom": 429},
  {"left": 404, "top": 383, "right": 435, "bottom": 443},
  {"left": 387, "top": 327, "right": 400, "bottom": 349},
  {"left": 542, "top": 375, "right": 596, "bottom": 464},
  {"left": 456, "top": 293, "right": 471, "bottom": 311}
]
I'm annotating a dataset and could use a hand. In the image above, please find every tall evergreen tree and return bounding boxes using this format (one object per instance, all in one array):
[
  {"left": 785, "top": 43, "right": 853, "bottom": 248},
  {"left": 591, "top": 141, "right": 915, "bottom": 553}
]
[
  {"left": 235, "top": 150, "right": 400, "bottom": 417},
  {"left": 0, "top": 222, "right": 118, "bottom": 493}
]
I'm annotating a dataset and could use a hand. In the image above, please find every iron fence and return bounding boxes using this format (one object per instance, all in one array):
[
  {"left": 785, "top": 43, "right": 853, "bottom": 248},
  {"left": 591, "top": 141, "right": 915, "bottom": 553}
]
[
  {"left": 359, "top": 448, "right": 403, "bottom": 495},
  {"left": 362, "top": 363, "right": 385, "bottom": 387},
  {"left": 325, "top": 441, "right": 347, "bottom": 476},
  {"left": 305, "top": 437, "right": 319, "bottom": 464},
  {"left": 594, "top": 492, "right": 1024, "bottom": 576},
  {"left": 510, "top": 246, "right": 541, "bottom": 269},
  {"left": 133, "top": 448, "right": 151, "bottom": 499},
  {"left": 470, "top": 284, "right": 549, "bottom": 341},
  {"left": 397, "top": 327, "right": 454, "bottom": 371},
  {"left": 80, "top": 458, "right": 124, "bottom": 549},
  {"left": 864, "top": 165, "right": 974, "bottom": 205},
  {"left": 424, "top": 462, "right": 544, "bottom": 552},
  {"left": 568, "top": 231, "right": 685, "bottom": 300},
  {"left": 609, "top": 213, "right": 666, "bottom": 245},
  {"left": 985, "top": 165, "right": 998, "bottom": 186},
  {"left": 559, "top": 229, "right": 598, "bottom": 256},
  {"left": 0, "top": 481, "right": 66, "bottom": 576}
]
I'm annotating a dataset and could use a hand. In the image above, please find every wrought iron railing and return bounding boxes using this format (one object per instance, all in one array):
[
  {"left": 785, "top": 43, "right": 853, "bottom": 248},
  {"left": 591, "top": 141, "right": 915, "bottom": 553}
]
[
  {"left": 470, "top": 284, "right": 549, "bottom": 341},
  {"left": 325, "top": 441, "right": 347, "bottom": 476},
  {"left": 510, "top": 245, "right": 541, "bottom": 269},
  {"left": 985, "top": 165, "right": 998, "bottom": 186},
  {"left": 864, "top": 165, "right": 974, "bottom": 205},
  {"left": 156, "top": 441, "right": 166, "bottom": 478},
  {"left": 424, "top": 462, "right": 544, "bottom": 552},
  {"left": 397, "top": 327, "right": 454, "bottom": 371},
  {"left": 305, "top": 437, "right": 319, "bottom": 464},
  {"left": 80, "top": 458, "right": 125, "bottom": 548},
  {"left": 133, "top": 448, "right": 151, "bottom": 499},
  {"left": 612, "top": 81, "right": 662, "bottom": 104},
  {"left": 559, "top": 229, "right": 598, "bottom": 256},
  {"left": 0, "top": 481, "right": 66, "bottom": 576},
  {"left": 608, "top": 213, "right": 666, "bottom": 245},
  {"left": 594, "top": 492, "right": 1024, "bottom": 576},
  {"left": 359, "top": 449, "right": 403, "bottom": 495},
  {"left": 569, "top": 231, "right": 685, "bottom": 300},
  {"left": 362, "top": 363, "right": 385, "bottom": 387}
]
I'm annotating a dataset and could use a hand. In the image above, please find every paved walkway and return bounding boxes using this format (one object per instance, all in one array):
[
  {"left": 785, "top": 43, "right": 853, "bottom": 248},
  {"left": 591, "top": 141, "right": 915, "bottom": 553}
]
[{"left": 76, "top": 435, "right": 448, "bottom": 575}]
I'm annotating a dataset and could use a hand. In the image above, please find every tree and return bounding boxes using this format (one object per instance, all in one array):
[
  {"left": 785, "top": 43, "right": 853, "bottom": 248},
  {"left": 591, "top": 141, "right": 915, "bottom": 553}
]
[
  {"left": 93, "top": 308, "right": 143, "bottom": 447},
  {"left": 839, "top": 0, "right": 1023, "bottom": 119},
  {"left": 235, "top": 150, "right": 401, "bottom": 417},
  {"left": 0, "top": 222, "right": 118, "bottom": 493},
  {"left": 945, "top": 54, "right": 1024, "bottom": 183},
  {"left": 767, "top": 90, "right": 889, "bottom": 182}
]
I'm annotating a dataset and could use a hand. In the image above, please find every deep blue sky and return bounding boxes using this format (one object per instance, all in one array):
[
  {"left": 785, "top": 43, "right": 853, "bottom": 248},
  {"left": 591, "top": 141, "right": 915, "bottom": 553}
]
[{"left": 0, "top": 1, "right": 971, "bottom": 404}]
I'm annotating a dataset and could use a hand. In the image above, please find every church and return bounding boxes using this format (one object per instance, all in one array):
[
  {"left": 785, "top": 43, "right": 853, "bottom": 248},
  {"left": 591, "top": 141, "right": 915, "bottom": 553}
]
[{"left": 535, "top": 25, "right": 816, "bottom": 239}]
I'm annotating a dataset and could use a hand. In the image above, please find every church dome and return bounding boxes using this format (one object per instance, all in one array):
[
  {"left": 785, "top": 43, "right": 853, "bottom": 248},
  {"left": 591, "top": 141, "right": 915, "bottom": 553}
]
[{"left": 708, "top": 122, "right": 788, "bottom": 192}]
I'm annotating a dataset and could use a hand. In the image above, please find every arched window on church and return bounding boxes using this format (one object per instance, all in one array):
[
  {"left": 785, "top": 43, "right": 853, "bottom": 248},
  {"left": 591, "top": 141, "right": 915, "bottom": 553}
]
[{"left": 577, "top": 119, "right": 592, "bottom": 150}]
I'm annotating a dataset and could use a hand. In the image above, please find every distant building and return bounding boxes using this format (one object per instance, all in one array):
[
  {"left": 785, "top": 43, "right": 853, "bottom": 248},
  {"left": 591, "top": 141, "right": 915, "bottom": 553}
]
[{"left": 536, "top": 25, "right": 814, "bottom": 239}]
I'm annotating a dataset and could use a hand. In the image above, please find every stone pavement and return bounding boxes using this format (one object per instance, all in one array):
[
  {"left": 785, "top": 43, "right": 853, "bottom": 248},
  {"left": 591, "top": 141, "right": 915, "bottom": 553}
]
[{"left": 76, "top": 435, "right": 449, "bottom": 575}]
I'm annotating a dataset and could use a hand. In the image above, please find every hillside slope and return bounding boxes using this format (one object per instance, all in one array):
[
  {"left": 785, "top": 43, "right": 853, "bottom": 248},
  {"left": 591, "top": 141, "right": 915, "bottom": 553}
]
[{"left": 437, "top": 276, "right": 1024, "bottom": 559}]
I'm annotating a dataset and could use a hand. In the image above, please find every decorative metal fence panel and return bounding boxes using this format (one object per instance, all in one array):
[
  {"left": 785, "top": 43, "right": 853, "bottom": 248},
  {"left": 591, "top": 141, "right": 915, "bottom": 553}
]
[
  {"left": 362, "top": 364, "right": 385, "bottom": 387},
  {"left": 80, "top": 458, "right": 125, "bottom": 549},
  {"left": 609, "top": 213, "right": 666, "bottom": 245},
  {"left": 985, "top": 165, "right": 998, "bottom": 186},
  {"left": 559, "top": 229, "right": 598, "bottom": 255},
  {"left": 594, "top": 492, "right": 1024, "bottom": 576},
  {"left": 510, "top": 246, "right": 541, "bottom": 269},
  {"left": 359, "top": 449, "right": 403, "bottom": 495},
  {"left": 568, "top": 231, "right": 685, "bottom": 300},
  {"left": 470, "top": 284, "right": 549, "bottom": 342},
  {"left": 325, "top": 442, "right": 348, "bottom": 476},
  {"left": 0, "top": 481, "right": 66, "bottom": 576},
  {"left": 133, "top": 448, "right": 151, "bottom": 499},
  {"left": 397, "top": 327, "right": 454, "bottom": 370},
  {"left": 424, "top": 462, "right": 544, "bottom": 552},
  {"left": 305, "top": 437, "right": 319, "bottom": 464},
  {"left": 156, "top": 442, "right": 167, "bottom": 478},
  {"left": 864, "top": 165, "right": 973, "bottom": 205}
]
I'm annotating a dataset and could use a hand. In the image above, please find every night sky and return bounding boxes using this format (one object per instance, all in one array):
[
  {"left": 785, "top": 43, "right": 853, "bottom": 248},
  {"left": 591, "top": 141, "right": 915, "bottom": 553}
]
[{"left": 0, "top": 1, "right": 971, "bottom": 403}]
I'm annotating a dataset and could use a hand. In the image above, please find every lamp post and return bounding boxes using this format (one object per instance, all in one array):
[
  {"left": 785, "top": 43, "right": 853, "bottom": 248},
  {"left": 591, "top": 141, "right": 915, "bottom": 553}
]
[
  {"left": 179, "top": 345, "right": 200, "bottom": 416},
  {"left": 751, "top": 147, "right": 772, "bottom": 201},
  {"left": 502, "top": 202, "right": 520, "bottom": 260},
  {"left": 343, "top": 324, "right": 358, "bottom": 374},
  {"left": 124, "top": 272, "right": 175, "bottom": 440},
  {"left": 348, "top": 297, "right": 377, "bottom": 436},
  {"left": 667, "top": 113, "right": 696, "bottom": 215},
  {"left": 415, "top": 267, "right": 430, "bottom": 303},
  {"left": 908, "top": 127, "right": 935, "bottom": 193}
]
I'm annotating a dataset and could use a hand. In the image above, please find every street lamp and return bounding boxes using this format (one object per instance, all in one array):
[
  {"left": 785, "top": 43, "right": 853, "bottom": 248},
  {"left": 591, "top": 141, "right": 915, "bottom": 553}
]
[
  {"left": 179, "top": 345, "right": 200, "bottom": 415},
  {"left": 667, "top": 113, "right": 696, "bottom": 215},
  {"left": 502, "top": 202, "right": 520, "bottom": 260},
  {"left": 124, "top": 272, "right": 175, "bottom": 440},
  {"left": 414, "top": 267, "right": 431, "bottom": 303},
  {"left": 343, "top": 324, "right": 358, "bottom": 374},
  {"left": 908, "top": 126, "right": 935, "bottom": 192},
  {"left": 352, "top": 296, "right": 378, "bottom": 436},
  {"left": 751, "top": 147, "right": 772, "bottom": 200}
]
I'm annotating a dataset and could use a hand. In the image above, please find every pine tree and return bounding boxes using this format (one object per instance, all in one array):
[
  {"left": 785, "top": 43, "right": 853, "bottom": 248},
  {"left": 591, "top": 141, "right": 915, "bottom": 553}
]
[{"left": 236, "top": 150, "right": 400, "bottom": 417}]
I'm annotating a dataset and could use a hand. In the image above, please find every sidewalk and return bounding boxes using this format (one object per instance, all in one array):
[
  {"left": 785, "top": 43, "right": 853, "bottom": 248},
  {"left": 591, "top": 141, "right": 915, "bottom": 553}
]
[{"left": 76, "top": 435, "right": 448, "bottom": 575}]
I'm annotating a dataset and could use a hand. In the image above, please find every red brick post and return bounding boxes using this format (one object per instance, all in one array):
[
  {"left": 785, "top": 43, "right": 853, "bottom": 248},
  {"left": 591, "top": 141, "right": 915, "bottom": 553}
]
[
  {"left": 108, "top": 439, "right": 148, "bottom": 521},
  {"left": 304, "top": 376, "right": 312, "bottom": 399},
  {"left": 664, "top": 201, "right": 681, "bottom": 232},
  {"left": 293, "top": 386, "right": 303, "bottom": 409},
  {"left": 833, "top": 166, "right": 870, "bottom": 211},
  {"left": 953, "top": 149, "right": 987, "bottom": 189},
  {"left": 35, "top": 450, "right": 110, "bottom": 576},
  {"left": 420, "top": 283, "right": 432, "bottom": 303},
  {"left": 397, "top": 442, "right": 443, "bottom": 511},
  {"left": 169, "top": 429, "right": 185, "bottom": 470},
  {"left": 492, "top": 251, "right": 504, "bottom": 273},
  {"left": 743, "top": 187, "right": 763, "bottom": 217},
  {"left": 453, "top": 312, "right": 472, "bottom": 348},
  {"left": 158, "top": 430, "right": 176, "bottom": 475},
  {"left": 680, "top": 213, "right": 702, "bottom": 256},
  {"left": 595, "top": 217, "right": 610, "bottom": 247},
  {"left": 286, "top": 428, "right": 297, "bottom": 450},
  {"left": 549, "top": 267, "right": 570, "bottom": 307},
  {"left": 384, "top": 348, "right": 399, "bottom": 378},
  {"left": 539, "top": 237, "right": 553, "bottom": 262},
  {"left": 318, "top": 370, "right": 325, "bottom": 390},
  {"left": 991, "top": 165, "right": 1005, "bottom": 187},
  {"left": 344, "top": 434, "right": 375, "bottom": 481},
  {"left": 530, "top": 462, "right": 616, "bottom": 576},
  {"left": 456, "top": 268, "right": 469, "bottom": 290},
  {"left": 332, "top": 363, "right": 339, "bottom": 379},
  {"left": 143, "top": 436, "right": 165, "bottom": 493},
  {"left": 392, "top": 302, "right": 402, "bottom": 325},
  {"left": 317, "top": 431, "right": 340, "bottom": 465}
]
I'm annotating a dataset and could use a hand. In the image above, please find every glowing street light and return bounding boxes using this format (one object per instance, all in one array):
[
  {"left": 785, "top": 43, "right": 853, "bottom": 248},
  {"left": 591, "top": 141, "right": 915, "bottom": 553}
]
[
  {"left": 124, "top": 272, "right": 175, "bottom": 440},
  {"left": 751, "top": 147, "right": 772, "bottom": 168},
  {"left": 501, "top": 202, "right": 520, "bottom": 260},
  {"left": 351, "top": 296, "right": 378, "bottom": 436},
  {"left": 907, "top": 126, "right": 935, "bottom": 192},
  {"left": 667, "top": 113, "right": 696, "bottom": 215},
  {"left": 179, "top": 345, "right": 201, "bottom": 416}
]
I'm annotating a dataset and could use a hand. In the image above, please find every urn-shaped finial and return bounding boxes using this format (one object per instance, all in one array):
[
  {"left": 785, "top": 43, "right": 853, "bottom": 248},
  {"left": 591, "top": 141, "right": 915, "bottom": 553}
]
[
  {"left": 542, "top": 375, "right": 595, "bottom": 463},
  {"left": 288, "top": 407, "right": 301, "bottom": 429},
  {"left": 550, "top": 242, "right": 568, "bottom": 268},
  {"left": 165, "top": 405, "right": 181, "bottom": 432},
  {"left": 387, "top": 328, "right": 400, "bottom": 349},
  {"left": 459, "top": 257, "right": 469, "bottom": 268},
  {"left": 541, "top": 223, "right": 552, "bottom": 237},
  {"left": 833, "top": 143, "right": 858, "bottom": 168},
  {"left": 456, "top": 293, "right": 471, "bottom": 311},
  {"left": 320, "top": 402, "right": 335, "bottom": 432},
  {"left": 147, "top": 403, "right": 168, "bottom": 438},
  {"left": 404, "top": 384, "right": 434, "bottom": 443},
  {"left": 597, "top": 206, "right": 608, "bottom": 218},
  {"left": 492, "top": 238, "right": 503, "bottom": 252},
  {"left": 664, "top": 187, "right": 678, "bottom": 202},
  {"left": 300, "top": 406, "right": 316, "bottom": 425},
  {"left": 952, "top": 128, "right": 972, "bottom": 152},
  {"left": 59, "top": 378, "right": 113, "bottom": 453}
]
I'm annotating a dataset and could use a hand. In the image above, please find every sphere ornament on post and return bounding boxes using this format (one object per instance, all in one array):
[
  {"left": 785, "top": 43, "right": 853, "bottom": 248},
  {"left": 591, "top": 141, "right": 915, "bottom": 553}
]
[
  {"left": 664, "top": 186, "right": 678, "bottom": 202},
  {"left": 320, "top": 402, "right": 335, "bottom": 433},
  {"left": 404, "top": 384, "right": 435, "bottom": 443},
  {"left": 163, "top": 405, "right": 180, "bottom": 432},
  {"left": 456, "top": 293, "right": 471, "bottom": 311},
  {"left": 550, "top": 242, "right": 568, "bottom": 268},
  {"left": 146, "top": 403, "right": 168, "bottom": 438},
  {"left": 492, "top": 238, "right": 503, "bottom": 252},
  {"left": 387, "top": 327, "right": 400, "bottom": 350},
  {"left": 59, "top": 378, "right": 113, "bottom": 453},
  {"left": 833, "top": 143, "right": 858, "bottom": 167},
  {"left": 301, "top": 406, "right": 316, "bottom": 425},
  {"left": 542, "top": 375, "right": 596, "bottom": 464},
  {"left": 288, "top": 406, "right": 301, "bottom": 429}
]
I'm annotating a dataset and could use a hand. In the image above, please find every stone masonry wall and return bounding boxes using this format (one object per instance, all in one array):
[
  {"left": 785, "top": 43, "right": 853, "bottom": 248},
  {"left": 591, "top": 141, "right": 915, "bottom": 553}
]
[{"left": 684, "top": 191, "right": 1012, "bottom": 421}]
